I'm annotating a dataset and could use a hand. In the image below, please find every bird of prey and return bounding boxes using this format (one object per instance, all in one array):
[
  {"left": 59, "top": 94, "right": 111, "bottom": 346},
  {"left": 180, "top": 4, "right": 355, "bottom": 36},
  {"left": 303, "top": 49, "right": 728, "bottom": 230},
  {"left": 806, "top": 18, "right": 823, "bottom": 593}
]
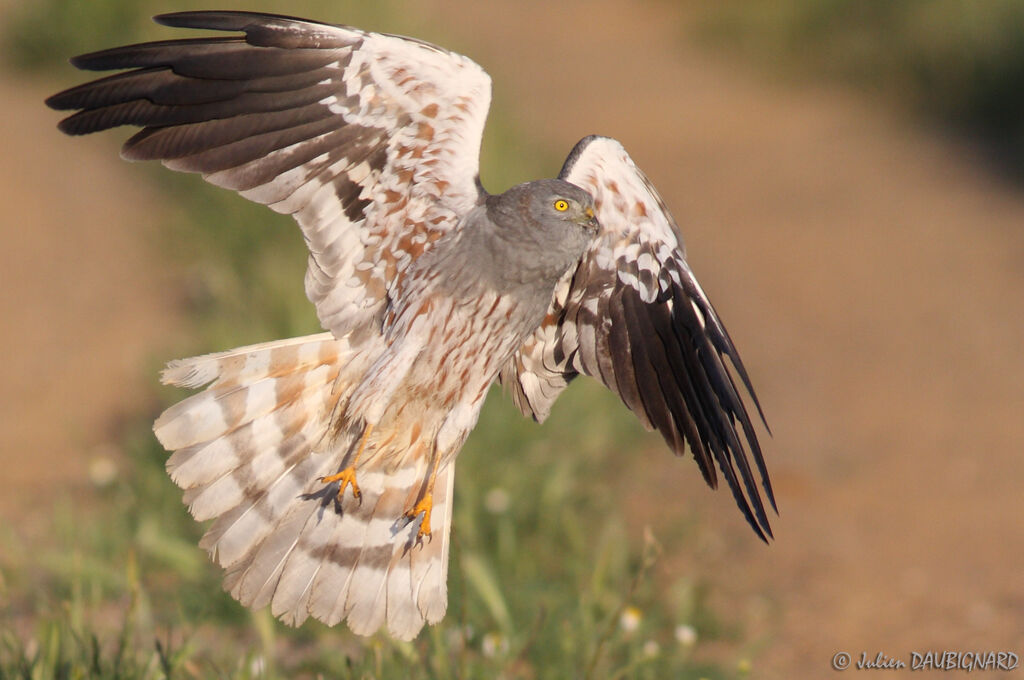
[{"left": 47, "top": 11, "right": 774, "bottom": 640}]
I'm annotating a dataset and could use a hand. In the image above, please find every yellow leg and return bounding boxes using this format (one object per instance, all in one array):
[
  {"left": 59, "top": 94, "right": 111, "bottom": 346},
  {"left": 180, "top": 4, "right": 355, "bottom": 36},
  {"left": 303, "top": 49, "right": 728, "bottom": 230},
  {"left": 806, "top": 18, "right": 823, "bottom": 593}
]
[
  {"left": 406, "top": 450, "right": 441, "bottom": 539},
  {"left": 320, "top": 423, "right": 373, "bottom": 500}
]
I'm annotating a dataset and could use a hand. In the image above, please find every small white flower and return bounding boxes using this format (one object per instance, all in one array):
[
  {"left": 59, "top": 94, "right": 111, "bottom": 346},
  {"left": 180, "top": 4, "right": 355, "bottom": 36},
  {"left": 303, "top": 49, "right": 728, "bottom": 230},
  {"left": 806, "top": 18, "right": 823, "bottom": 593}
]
[
  {"left": 642, "top": 640, "right": 660, "bottom": 658},
  {"left": 481, "top": 631, "right": 508, "bottom": 657},
  {"left": 619, "top": 606, "right": 642, "bottom": 633},
  {"left": 484, "top": 487, "right": 510, "bottom": 514},
  {"left": 675, "top": 624, "right": 697, "bottom": 646},
  {"left": 88, "top": 454, "right": 118, "bottom": 488}
]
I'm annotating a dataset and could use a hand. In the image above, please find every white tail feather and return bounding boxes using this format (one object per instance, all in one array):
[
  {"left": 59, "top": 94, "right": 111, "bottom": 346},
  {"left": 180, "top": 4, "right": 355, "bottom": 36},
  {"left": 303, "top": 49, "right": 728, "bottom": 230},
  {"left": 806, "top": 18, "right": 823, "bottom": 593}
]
[{"left": 155, "top": 332, "right": 457, "bottom": 640}]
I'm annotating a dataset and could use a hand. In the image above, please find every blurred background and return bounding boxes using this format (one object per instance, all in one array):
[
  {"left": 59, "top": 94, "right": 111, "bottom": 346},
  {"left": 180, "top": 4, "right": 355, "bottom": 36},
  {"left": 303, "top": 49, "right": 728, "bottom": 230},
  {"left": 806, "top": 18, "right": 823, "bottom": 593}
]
[{"left": 2, "top": 0, "right": 1022, "bottom": 677}]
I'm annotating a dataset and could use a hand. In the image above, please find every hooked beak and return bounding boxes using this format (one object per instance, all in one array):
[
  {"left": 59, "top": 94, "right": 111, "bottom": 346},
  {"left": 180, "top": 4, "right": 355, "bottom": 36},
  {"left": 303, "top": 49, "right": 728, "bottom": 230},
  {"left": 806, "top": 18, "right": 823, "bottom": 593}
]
[{"left": 582, "top": 206, "right": 600, "bottom": 233}]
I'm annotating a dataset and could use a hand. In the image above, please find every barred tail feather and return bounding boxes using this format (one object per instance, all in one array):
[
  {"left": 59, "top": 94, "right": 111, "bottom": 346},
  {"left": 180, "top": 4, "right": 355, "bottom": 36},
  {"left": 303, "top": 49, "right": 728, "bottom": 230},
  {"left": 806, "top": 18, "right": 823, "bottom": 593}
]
[
  {"left": 160, "top": 332, "right": 341, "bottom": 390},
  {"left": 153, "top": 333, "right": 456, "bottom": 640},
  {"left": 410, "top": 461, "right": 454, "bottom": 622}
]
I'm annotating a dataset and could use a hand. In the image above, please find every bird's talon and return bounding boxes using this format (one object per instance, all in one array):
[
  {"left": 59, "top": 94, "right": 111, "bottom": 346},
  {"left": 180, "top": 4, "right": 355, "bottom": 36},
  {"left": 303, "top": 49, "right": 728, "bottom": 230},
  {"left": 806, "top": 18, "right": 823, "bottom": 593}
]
[
  {"left": 406, "top": 492, "right": 433, "bottom": 538},
  {"left": 321, "top": 467, "right": 361, "bottom": 500}
]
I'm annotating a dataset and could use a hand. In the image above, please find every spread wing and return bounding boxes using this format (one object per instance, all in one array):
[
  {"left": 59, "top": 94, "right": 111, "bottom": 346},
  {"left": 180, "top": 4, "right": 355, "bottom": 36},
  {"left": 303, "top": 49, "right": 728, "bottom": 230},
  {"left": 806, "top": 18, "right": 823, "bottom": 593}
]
[
  {"left": 501, "top": 136, "right": 775, "bottom": 539},
  {"left": 46, "top": 11, "right": 491, "bottom": 337}
]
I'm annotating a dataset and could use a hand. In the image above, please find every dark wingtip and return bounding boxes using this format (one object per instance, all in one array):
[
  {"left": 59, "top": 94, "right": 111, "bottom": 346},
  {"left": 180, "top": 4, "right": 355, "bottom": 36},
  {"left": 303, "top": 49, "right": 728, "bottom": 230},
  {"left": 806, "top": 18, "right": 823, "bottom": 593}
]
[
  {"left": 46, "top": 84, "right": 84, "bottom": 132},
  {"left": 54, "top": 115, "right": 82, "bottom": 135},
  {"left": 735, "top": 475, "right": 774, "bottom": 543},
  {"left": 153, "top": 10, "right": 321, "bottom": 31},
  {"left": 154, "top": 10, "right": 251, "bottom": 30},
  {"left": 762, "top": 454, "right": 779, "bottom": 514},
  {"left": 728, "top": 477, "right": 771, "bottom": 543},
  {"left": 153, "top": 11, "right": 204, "bottom": 27},
  {"left": 669, "top": 271, "right": 776, "bottom": 540},
  {"left": 68, "top": 50, "right": 109, "bottom": 71},
  {"left": 43, "top": 91, "right": 64, "bottom": 111}
]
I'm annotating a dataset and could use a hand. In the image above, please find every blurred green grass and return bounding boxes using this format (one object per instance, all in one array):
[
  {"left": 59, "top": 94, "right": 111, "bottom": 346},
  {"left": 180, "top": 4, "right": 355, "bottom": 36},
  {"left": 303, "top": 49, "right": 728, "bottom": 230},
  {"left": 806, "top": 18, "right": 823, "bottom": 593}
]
[
  {"left": 1, "top": 1, "right": 745, "bottom": 678},
  {"left": 697, "top": 0, "right": 1024, "bottom": 175}
]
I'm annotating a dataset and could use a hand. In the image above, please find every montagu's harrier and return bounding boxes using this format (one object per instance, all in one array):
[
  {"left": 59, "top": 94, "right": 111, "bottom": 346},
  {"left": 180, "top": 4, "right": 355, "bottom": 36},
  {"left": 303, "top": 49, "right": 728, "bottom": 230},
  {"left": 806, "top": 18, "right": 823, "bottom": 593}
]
[{"left": 48, "top": 11, "right": 774, "bottom": 640}]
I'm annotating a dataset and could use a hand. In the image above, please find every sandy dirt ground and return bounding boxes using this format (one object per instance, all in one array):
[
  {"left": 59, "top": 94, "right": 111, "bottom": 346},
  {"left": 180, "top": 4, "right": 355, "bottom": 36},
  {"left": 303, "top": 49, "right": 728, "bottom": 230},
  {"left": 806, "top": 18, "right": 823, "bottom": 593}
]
[
  {"left": 0, "top": 68, "right": 182, "bottom": 526},
  {"left": 4, "top": 1, "right": 1022, "bottom": 677}
]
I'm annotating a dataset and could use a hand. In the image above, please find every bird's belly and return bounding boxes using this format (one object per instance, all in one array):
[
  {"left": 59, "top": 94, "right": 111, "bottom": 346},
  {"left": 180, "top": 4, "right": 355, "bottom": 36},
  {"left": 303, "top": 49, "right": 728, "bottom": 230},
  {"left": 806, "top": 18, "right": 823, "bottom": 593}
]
[
  {"left": 406, "top": 290, "right": 532, "bottom": 408},
  {"left": 372, "top": 286, "right": 539, "bottom": 453}
]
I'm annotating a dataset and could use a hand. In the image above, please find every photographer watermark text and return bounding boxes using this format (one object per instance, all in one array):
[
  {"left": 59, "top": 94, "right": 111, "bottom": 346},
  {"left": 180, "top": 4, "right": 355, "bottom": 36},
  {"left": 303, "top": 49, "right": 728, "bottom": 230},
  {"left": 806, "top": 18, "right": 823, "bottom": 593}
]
[{"left": 831, "top": 650, "right": 1019, "bottom": 672}]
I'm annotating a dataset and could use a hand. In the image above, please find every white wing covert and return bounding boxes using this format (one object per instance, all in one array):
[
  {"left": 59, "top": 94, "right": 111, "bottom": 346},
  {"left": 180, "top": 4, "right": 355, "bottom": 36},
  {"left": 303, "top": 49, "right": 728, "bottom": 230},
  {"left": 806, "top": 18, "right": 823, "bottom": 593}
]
[{"left": 502, "top": 136, "right": 776, "bottom": 539}]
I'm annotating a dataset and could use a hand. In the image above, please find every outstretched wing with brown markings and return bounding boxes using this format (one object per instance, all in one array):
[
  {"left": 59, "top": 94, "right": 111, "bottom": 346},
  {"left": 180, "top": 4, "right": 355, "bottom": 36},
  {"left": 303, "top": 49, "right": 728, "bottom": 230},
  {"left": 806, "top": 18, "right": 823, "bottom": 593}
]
[
  {"left": 47, "top": 10, "right": 492, "bottom": 338},
  {"left": 502, "top": 135, "right": 776, "bottom": 539}
]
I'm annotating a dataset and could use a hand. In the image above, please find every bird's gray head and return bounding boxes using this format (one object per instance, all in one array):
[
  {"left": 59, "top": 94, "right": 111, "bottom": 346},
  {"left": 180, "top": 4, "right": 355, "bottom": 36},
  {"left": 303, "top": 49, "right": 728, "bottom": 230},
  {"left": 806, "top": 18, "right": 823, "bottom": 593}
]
[
  {"left": 416, "top": 179, "right": 599, "bottom": 297},
  {"left": 454, "top": 178, "right": 599, "bottom": 317},
  {"left": 481, "top": 179, "right": 598, "bottom": 284},
  {"left": 479, "top": 179, "right": 599, "bottom": 289},
  {"left": 419, "top": 178, "right": 599, "bottom": 298},
  {"left": 486, "top": 178, "right": 599, "bottom": 255}
]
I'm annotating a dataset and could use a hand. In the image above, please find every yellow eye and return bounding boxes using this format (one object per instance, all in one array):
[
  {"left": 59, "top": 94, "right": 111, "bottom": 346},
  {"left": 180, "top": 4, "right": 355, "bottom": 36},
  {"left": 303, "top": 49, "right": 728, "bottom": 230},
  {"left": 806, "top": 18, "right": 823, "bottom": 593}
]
[{"left": 554, "top": 199, "right": 570, "bottom": 212}]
